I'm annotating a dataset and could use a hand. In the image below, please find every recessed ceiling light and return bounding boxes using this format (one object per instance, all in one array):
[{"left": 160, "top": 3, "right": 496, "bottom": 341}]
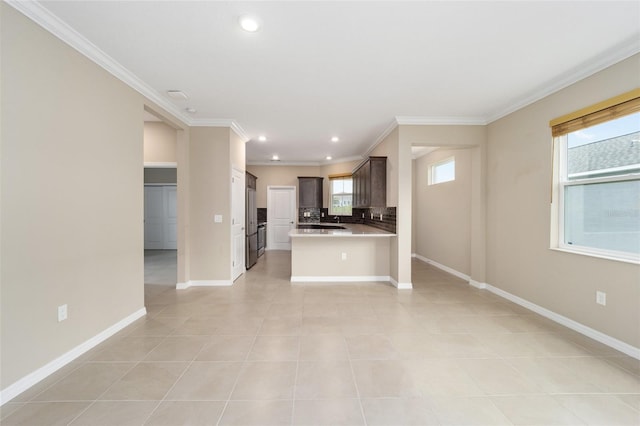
[
  {"left": 271, "top": 155, "right": 279, "bottom": 161},
  {"left": 185, "top": 107, "right": 197, "bottom": 114},
  {"left": 258, "top": 135, "right": 267, "bottom": 142},
  {"left": 326, "top": 156, "right": 332, "bottom": 160},
  {"left": 331, "top": 136, "right": 339, "bottom": 142},
  {"left": 167, "top": 90, "right": 188, "bottom": 100},
  {"left": 239, "top": 15, "right": 260, "bottom": 32}
]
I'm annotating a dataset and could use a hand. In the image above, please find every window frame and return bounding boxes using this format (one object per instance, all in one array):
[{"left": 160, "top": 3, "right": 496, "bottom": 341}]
[
  {"left": 554, "top": 126, "right": 640, "bottom": 264},
  {"left": 428, "top": 156, "right": 455, "bottom": 186},
  {"left": 329, "top": 175, "right": 353, "bottom": 216}
]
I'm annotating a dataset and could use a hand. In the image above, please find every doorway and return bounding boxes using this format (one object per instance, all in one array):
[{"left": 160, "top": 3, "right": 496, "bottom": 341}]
[
  {"left": 267, "top": 186, "right": 296, "bottom": 250},
  {"left": 144, "top": 184, "right": 177, "bottom": 250},
  {"left": 143, "top": 110, "right": 179, "bottom": 286}
]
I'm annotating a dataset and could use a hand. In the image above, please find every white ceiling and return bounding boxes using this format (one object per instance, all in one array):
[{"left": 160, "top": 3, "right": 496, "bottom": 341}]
[{"left": 21, "top": 1, "right": 640, "bottom": 165}]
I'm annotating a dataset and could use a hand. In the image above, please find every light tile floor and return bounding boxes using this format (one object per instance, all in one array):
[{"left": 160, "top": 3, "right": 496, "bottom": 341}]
[
  {"left": 144, "top": 250, "right": 177, "bottom": 286},
  {"left": 2, "top": 251, "right": 639, "bottom": 425}
]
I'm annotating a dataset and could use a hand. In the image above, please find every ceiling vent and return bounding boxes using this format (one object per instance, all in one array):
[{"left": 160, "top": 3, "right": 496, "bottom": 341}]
[{"left": 166, "top": 90, "right": 188, "bottom": 100}]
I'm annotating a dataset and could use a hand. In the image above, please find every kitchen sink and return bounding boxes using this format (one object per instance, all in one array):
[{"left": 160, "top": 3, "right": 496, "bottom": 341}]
[{"left": 297, "top": 224, "right": 346, "bottom": 230}]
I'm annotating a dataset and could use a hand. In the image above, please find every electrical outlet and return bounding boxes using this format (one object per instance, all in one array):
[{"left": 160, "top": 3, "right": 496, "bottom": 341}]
[
  {"left": 379, "top": 214, "right": 383, "bottom": 221},
  {"left": 341, "top": 252, "right": 347, "bottom": 261},
  {"left": 58, "top": 304, "right": 68, "bottom": 322},
  {"left": 596, "top": 291, "right": 606, "bottom": 306},
  {"left": 214, "top": 214, "right": 223, "bottom": 223}
]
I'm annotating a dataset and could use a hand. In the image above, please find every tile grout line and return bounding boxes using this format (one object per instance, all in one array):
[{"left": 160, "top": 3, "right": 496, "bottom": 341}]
[
  {"left": 215, "top": 318, "right": 264, "bottom": 426},
  {"left": 64, "top": 339, "right": 165, "bottom": 426},
  {"left": 346, "top": 331, "right": 368, "bottom": 425},
  {"left": 139, "top": 331, "right": 212, "bottom": 425},
  {"left": 290, "top": 320, "right": 303, "bottom": 426}
]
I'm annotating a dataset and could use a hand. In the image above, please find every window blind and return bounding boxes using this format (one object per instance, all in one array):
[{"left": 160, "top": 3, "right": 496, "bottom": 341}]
[{"left": 550, "top": 89, "right": 640, "bottom": 137}]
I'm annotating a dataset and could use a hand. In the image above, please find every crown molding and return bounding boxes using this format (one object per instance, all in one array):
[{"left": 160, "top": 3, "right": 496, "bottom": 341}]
[
  {"left": 189, "top": 119, "right": 249, "bottom": 142},
  {"left": 247, "top": 161, "right": 323, "bottom": 167},
  {"left": 8, "top": 0, "right": 252, "bottom": 138},
  {"left": 366, "top": 115, "right": 487, "bottom": 158},
  {"left": 6, "top": 1, "right": 194, "bottom": 126},
  {"left": 231, "top": 121, "right": 249, "bottom": 142},
  {"left": 396, "top": 116, "right": 487, "bottom": 126},
  {"left": 485, "top": 35, "right": 640, "bottom": 124},
  {"left": 325, "top": 155, "right": 364, "bottom": 165},
  {"left": 364, "top": 118, "right": 399, "bottom": 157}
]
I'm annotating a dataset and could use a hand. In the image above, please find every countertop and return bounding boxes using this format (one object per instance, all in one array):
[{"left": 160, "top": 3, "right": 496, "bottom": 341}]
[{"left": 289, "top": 223, "right": 395, "bottom": 237}]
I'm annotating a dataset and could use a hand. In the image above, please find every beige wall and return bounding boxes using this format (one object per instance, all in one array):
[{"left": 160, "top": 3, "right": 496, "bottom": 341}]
[
  {"left": 176, "top": 129, "right": 190, "bottom": 285},
  {"left": 247, "top": 165, "right": 321, "bottom": 208},
  {"left": 247, "top": 161, "right": 359, "bottom": 209},
  {"left": 231, "top": 129, "right": 246, "bottom": 173},
  {"left": 143, "top": 121, "right": 177, "bottom": 163},
  {"left": 486, "top": 53, "right": 640, "bottom": 347},
  {"left": 370, "top": 128, "right": 402, "bottom": 283},
  {"left": 291, "top": 237, "right": 390, "bottom": 278},
  {"left": 188, "top": 127, "right": 233, "bottom": 281},
  {"left": 414, "top": 148, "right": 472, "bottom": 275},
  {"left": 1, "top": 4, "right": 144, "bottom": 388},
  {"left": 401, "top": 125, "right": 487, "bottom": 284}
]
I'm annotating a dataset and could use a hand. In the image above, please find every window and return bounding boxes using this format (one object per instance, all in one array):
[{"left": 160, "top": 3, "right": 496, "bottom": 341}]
[
  {"left": 330, "top": 176, "right": 352, "bottom": 216},
  {"left": 428, "top": 157, "right": 455, "bottom": 185},
  {"left": 552, "top": 91, "right": 640, "bottom": 262}
]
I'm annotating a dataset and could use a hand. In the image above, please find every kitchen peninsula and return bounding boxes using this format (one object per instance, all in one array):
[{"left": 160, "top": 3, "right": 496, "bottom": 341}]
[{"left": 289, "top": 223, "right": 395, "bottom": 283}]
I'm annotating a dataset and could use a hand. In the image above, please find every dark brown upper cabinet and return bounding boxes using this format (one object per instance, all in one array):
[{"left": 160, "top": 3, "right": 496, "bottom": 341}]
[
  {"left": 298, "top": 176, "right": 323, "bottom": 208},
  {"left": 352, "top": 156, "right": 386, "bottom": 208}
]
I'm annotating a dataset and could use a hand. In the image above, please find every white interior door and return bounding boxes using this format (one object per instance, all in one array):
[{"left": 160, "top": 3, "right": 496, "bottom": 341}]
[
  {"left": 267, "top": 186, "right": 296, "bottom": 250},
  {"left": 164, "top": 186, "right": 177, "bottom": 249},
  {"left": 232, "top": 169, "right": 245, "bottom": 281},
  {"left": 144, "top": 185, "right": 177, "bottom": 250},
  {"left": 144, "top": 186, "right": 164, "bottom": 249}
]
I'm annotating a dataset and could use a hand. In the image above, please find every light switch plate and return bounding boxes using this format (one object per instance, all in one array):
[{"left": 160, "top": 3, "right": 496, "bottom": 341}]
[
  {"left": 214, "top": 215, "right": 223, "bottom": 223},
  {"left": 58, "top": 304, "right": 68, "bottom": 322}
]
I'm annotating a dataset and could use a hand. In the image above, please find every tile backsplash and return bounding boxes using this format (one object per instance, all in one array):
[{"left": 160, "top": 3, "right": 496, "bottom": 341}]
[
  {"left": 320, "top": 208, "right": 359, "bottom": 224},
  {"left": 298, "top": 207, "right": 321, "bottom": 223},
  {"left": 352, "top": 207, "right": 397, "bottom": 233},
  {"left": 262, "top": 206, "right": 396, "bottom": 233}
]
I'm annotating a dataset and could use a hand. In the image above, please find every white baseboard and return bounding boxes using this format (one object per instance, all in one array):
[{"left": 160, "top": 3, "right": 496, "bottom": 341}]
[
  {"left": 177, "top": 280, "right": 232, "bottom": 289},
  {"left": 0, "top": 307, "right": 147, "bottom": 406},
  {"left": 485, "top": 283, "right": 640, "bottom": 360},
  {"left": 291, "top": 275, "right": 391, "bottom": 283},
  {"left": 469, "top": 279, "right": 487, "bottom": 289},
  {"left": 412, "top": 253, "right": 639, "bottom": 359},
  {"left": 413, "top": 253, "right": 470, "bottom": 281},
  {"left": 388, "top": 276, "right": 413, "bottom": 289}
]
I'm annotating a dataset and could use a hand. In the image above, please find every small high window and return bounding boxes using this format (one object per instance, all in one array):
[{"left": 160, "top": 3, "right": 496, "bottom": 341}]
[{"left": 428, "top": 157, "right": 455, "bottom": 185}]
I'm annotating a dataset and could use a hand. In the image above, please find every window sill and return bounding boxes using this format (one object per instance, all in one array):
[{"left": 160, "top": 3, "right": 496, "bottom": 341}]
[{"left": 550, "top": 247, "right": 640, "bottom": 265}]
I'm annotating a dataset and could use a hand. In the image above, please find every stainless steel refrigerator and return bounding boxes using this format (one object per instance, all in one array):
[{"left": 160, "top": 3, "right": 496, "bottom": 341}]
[{"left": 246, "top": 187, "right": 258, "bottom": 269}]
